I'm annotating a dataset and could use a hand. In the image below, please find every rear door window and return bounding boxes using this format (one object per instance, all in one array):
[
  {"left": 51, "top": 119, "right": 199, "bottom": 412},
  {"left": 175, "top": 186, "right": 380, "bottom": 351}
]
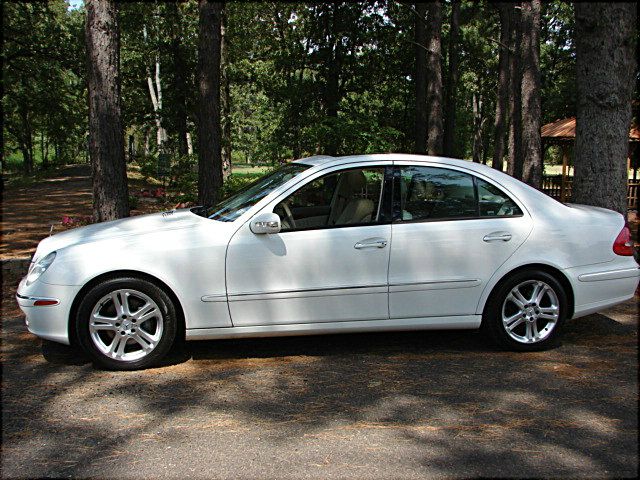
[
  {"left": 396, "top": 166, "right": 523, "bottom": 221},
  {"left": 398, "top": 166, "right": 477, "bottom": 221}
]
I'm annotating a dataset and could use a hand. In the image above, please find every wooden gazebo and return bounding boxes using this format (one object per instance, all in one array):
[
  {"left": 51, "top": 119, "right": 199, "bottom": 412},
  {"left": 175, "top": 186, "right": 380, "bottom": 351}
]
[{"left": 541, "top": 117, "right": 640, "bottom": 206}]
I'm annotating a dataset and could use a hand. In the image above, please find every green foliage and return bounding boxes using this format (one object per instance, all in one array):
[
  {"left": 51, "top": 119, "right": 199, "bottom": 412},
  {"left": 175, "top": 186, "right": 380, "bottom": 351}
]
[
  {"left": 169, "top": 154, "right": 198, "bottom": 198},
  {"left": 220, "top": 171, "right": 265, "bottom": 199},
  {"left": 3, "top": 0, "right": 583, "bottom": 184},
  {"left": 541, "top": 2, "right": 576, "bottom": 123},
  {"left": 2, "top": 1, "right": 86, "bottom": 172},
  {"left": 135, "top": 155, "right": 160, "bottom": 181},
  {"left": 128, "top": 195, "right": 139, "bottom": 210}
]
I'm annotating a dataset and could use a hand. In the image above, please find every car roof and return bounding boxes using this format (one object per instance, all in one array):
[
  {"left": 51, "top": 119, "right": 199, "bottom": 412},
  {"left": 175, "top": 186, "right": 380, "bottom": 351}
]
[
  {"left": 292, "top": 155, "right": 335, "bottom": 167},
  {"left": 295, "top": 153, "right": 490, "bottom": 172}
]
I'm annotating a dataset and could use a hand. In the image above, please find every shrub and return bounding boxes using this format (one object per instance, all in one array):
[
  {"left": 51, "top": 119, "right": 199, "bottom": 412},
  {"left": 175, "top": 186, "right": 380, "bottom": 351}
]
[{"left": 136, "top": 155, "right": 158, "bottom": 180}]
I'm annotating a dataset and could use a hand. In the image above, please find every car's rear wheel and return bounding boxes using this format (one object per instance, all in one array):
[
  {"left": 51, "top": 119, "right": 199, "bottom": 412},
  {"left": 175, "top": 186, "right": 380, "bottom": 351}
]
[
  {"left": 76, "top": 277, "right": 177, "bottom": 370},
  {"left": 483, "top": 270, "right": 567, "bottom": 351}
]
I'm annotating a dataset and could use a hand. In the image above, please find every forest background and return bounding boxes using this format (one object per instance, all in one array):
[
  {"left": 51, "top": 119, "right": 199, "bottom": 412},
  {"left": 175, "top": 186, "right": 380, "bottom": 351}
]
[{"left": 2, "top": 1, "right": 637, "bottom": 218}]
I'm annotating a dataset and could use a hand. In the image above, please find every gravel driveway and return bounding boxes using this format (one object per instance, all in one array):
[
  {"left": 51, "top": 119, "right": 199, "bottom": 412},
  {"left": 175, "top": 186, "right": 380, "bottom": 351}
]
[{"left": 2, "top": 276, "right": 638, "bottom": 479}]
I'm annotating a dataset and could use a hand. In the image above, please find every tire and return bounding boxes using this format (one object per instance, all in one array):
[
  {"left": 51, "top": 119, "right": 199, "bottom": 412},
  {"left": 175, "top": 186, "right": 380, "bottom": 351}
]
[
  {"left": 75, "top": 277, "right": 177, "bottom": 370},
  {"left": 482, "top": 269, "right": 567, "bottom": 351}
]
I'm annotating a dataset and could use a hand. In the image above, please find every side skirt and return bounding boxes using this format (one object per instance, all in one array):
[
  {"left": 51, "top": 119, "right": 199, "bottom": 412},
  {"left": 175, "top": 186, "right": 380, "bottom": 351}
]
[{"left": 185, "top": 315, "right": 482, "bottom": 341}]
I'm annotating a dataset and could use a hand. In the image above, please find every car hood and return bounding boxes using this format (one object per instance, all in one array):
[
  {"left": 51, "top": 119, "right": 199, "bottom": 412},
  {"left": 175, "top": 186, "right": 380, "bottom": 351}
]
[{"left": 34, "top": 209, "right": 202, "bottom": 259}]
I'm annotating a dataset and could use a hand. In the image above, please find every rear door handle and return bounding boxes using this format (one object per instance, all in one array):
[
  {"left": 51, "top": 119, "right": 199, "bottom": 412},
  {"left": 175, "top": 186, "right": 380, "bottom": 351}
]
[
  {"left": 354, "top": 238, "right": 388, "bottom": 249},
  {"left": 483, "top": 232, "right": 512, "bottom": 242}
]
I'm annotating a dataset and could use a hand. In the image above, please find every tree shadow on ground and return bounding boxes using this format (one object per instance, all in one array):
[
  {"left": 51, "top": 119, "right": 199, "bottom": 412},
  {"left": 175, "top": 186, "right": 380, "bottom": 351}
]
[{"left": 2, "top": 290, "right": 638, "bottom": 478}]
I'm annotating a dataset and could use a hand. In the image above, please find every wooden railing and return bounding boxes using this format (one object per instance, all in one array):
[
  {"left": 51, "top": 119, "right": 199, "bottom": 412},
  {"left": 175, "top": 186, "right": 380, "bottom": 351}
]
[
  {"left": 541, "top": 175, "right": 639, "bottom": 210},
  {"left": 629, "top": 182, "right": 639, "bottom": 210}
]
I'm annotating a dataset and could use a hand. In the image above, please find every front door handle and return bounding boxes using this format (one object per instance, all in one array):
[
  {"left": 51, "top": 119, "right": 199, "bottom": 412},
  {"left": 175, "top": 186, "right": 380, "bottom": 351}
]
[
  {"left": 354, "top": 238, "right": 388, "bottom": 249},
  {"left": 483, "top": 232, "right": 512, "bottom": 242}
]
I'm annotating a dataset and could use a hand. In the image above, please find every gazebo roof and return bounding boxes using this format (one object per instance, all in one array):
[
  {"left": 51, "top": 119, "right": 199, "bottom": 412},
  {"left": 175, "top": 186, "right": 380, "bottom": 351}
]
[{"left": 542, "top": 117, "right": 640, "bottom": 143}]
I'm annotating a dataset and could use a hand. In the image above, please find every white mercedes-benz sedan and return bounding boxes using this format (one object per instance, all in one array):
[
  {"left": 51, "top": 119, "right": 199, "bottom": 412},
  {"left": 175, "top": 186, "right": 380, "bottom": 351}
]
[{"left": 17, "top": 154, "right": 639, "bottom": 369}]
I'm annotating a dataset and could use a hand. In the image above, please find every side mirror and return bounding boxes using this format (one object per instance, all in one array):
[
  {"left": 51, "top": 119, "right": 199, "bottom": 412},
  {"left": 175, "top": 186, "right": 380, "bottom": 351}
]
[{"left": 250, "top": 212, "right": 281, "bottom": 234}]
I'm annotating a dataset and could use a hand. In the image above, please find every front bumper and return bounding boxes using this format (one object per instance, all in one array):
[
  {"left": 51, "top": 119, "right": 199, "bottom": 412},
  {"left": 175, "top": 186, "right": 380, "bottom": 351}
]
[
  {"left": 16, "top": 293, "right": 60, "bottom": 307},
  {"left": 16, "top": 277, "right": 82, "bottom": 345}
]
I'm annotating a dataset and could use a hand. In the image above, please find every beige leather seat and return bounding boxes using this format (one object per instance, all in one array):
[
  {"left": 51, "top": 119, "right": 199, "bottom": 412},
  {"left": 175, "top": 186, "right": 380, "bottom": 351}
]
[{"left": 328, "top": 171, "right": 374, "bottom": 225}]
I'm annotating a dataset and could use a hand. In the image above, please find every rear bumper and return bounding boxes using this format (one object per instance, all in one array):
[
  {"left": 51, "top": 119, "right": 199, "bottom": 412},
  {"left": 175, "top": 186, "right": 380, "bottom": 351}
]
[
  {"left": 16, "top": 278, "right": 81, "bottom": 345},
  {"left": 567, "top": 264, "right": 640, "bottom": 319}
]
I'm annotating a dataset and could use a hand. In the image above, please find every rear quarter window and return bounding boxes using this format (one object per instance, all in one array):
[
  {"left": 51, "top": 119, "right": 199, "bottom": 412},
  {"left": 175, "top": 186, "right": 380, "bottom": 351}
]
[{"left": 477, "top": 178, "right": 523, "bottom": 217}]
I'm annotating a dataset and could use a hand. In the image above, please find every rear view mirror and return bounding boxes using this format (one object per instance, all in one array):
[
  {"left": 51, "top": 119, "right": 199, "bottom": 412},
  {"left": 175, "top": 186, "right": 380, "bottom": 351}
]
[{"left": 250, "top": 212, "right": 281, "bottom": 234}]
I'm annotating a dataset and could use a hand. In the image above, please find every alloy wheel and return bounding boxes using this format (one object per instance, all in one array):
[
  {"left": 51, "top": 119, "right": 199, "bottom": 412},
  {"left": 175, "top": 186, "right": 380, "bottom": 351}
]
[
  {"left": 501, "top": 280, "right": 560, "bottom": 344},
  {"left": 89, "top": 288, "right": 164, "bottom": 362}
]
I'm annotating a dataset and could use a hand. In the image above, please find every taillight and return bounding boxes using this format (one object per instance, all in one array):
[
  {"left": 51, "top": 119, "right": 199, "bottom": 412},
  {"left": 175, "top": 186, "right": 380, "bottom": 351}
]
[{"left": 612, "top": 225, "right": 634, "bottom": 256}]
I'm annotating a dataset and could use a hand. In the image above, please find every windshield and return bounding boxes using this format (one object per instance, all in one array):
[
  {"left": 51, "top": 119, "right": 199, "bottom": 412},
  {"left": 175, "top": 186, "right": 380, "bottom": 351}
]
[{"left": 207, "top": 163, "right": 310, "bottom": 221}]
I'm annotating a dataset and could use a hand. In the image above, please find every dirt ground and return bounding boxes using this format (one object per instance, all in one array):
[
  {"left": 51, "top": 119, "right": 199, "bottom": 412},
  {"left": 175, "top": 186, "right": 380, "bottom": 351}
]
[
  {"left": 1, "top": 271, "right": 638, "bottom": 478},
  {"left": 1, "top": 164, "right": 172, "bottom": 259}
]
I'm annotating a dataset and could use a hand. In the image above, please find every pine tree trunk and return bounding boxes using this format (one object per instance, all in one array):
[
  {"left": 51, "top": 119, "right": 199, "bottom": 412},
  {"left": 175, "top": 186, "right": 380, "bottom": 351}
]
[
  {"left": 85, "top": 0, "right": 129, "bottom": 222},
  {"left": 443, "top": 0, "right": 460, "bottom": 158},
  {"left": 426, "top": 1, "right": 444, "bottom": 155},
  {"left": 492, "top": 3, "right": 511, "bottom": 171},
  {"left": 472, "top": 92, "right": 483, "bottom": 163},
  {"left": 44, "top": 134, "right": 50, "bottom": 167},
  {"left": 143, "top": 22, "right": 166, "bottom": 155},
  {"left": 146, "top": 58, "right": 167, "bottom": 154},
  {"left": 482, "top": 122, "right": 490, "bottom": 165},
  {"left": 221, "top": 5, "right": 232, "bottom": 177},
  {"left": 144, "top": 127, "right": 150, "bottom": 156},
  {"left": 169, "top": 1, "right": 189, "bottom": 156},
  {"left": 324, "top": 4, "right": 342, "bottom": 156},
  {"left": 18, "top": 97, "right": 33, "bottom": 173},
  {"left": 520, "top": 0, "right": 542, "bottom": 188},
  {"left": 507, "top": 4, "right": 523, "bottom": 178},
  {"left": 19, "top": 142, "right": 32, "bottom": 174},
  {"left": 414, "top": 3, "right": 427, "bottom": 154},
  {"left": 41, "top": 132, "right": 49, "bottom": 169},
  {"left": 186, "top": 132, "right": 193, "bottom": 155},
  {"left": 197, "top": 0, "right": 223, "bottom": 207},
  {"left": 573, "top": 3, "right": 637, "bottom": 214}
]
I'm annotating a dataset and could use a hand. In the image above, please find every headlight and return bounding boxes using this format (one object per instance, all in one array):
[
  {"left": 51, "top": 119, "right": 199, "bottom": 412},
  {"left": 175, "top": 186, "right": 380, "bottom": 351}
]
[{"left": 26, "top": 251, "right": 56, "bottom": 285}]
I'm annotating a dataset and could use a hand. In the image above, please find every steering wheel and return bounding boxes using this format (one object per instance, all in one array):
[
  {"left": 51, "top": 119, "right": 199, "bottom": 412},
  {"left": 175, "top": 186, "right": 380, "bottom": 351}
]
[{"left": 275, "top": 201, "right": 296, "bottom": 229}]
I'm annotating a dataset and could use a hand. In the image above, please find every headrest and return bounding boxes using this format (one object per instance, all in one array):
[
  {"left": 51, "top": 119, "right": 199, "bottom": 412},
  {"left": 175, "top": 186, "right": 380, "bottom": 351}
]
[{"left": 342, "top": 170, "right": 366, "bottom": 191}]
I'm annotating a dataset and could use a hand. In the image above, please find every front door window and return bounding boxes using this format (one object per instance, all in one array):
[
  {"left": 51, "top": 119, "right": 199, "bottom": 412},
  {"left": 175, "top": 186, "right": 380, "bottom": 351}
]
[{"left": 275, "top": 167, "right": 385, "bottom": 231}]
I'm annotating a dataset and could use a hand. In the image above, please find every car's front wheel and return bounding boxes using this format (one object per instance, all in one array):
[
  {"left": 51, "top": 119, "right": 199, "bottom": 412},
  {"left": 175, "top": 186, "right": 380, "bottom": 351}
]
[
  {"left": 483, "top": 270, "right": 568, "bottom": 351},
  {"left": 75, "top": 277, "right": 177, "bottom": 370}
]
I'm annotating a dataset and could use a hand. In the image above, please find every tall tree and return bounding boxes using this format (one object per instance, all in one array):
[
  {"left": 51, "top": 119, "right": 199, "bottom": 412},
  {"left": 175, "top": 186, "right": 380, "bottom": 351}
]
[
  {"left": 426, "top": 1, "right": 444, "bottom": 155},
  {"left": 573, "top": 3, "right": 637, "bottom": 214},
  {"left": 197, "top": 0, "right": 223, "bottom": 206},
  {"left": 507, "top": 3, "right": 523, "bottom": 178},
  {"left": 85, "top": 0, "right": 129, "bottom": 221},
  {"left": 14, "top": 91, "right": 34, "bottom": 173},
  {"left": 414, "top": 3, "right": 427, "bottom": 153},
  {"left": 220, "top": 5, "right": 232, "bottom": 176},
  {"left": 320, "top": 3, "right": 343, "bottom": 156},
  {"left": 472, "top": 91, "right": 484, "bottom": 163},
  {"left": 443, "top": 0, "right": 460, "bottom": 158},
  {"left": 520, "top": 0, "right": 542, "bottom": 188},
  {"left": 492, "top": 3, "right": 511, "bottom": 171},
  {"left": 144, "top": 13, "right": 168, "bottom": 155},
  {"left": 169, "top": 1, "right": 189, "bottom": 156}
]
